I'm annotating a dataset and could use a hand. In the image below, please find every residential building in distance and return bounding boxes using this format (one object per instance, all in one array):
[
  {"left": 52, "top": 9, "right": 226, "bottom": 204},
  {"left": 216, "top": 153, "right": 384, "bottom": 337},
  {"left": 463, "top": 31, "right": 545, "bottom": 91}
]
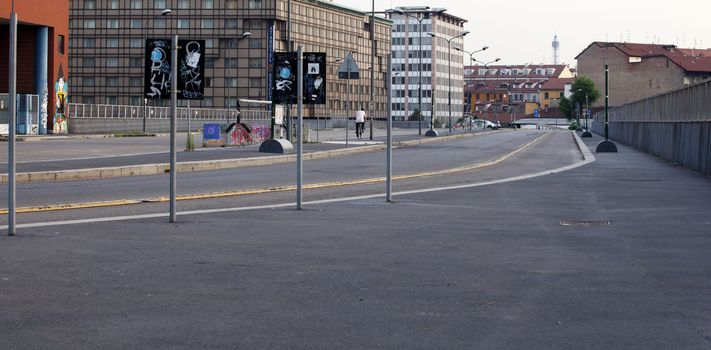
[
  {"left": 576, "top": 42, "right": 711, "bottom": 107},
  {"left": 1, "top": 0, "right": 69, "bottom": 134},
  {"left": 69, "top": 0, "right": 392, "bottom": 118},
  {"left": 389, "top": 7, "right": 467, "bottom": 122},
  {"left": 463, "top": 64, "right": 574, "bottom": 123}
]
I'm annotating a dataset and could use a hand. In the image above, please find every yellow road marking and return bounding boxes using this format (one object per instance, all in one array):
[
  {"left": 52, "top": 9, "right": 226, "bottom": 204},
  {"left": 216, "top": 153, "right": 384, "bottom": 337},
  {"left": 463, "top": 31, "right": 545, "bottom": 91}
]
[{"left": 1, "top": 132, "right": 549, "bottom": 214}]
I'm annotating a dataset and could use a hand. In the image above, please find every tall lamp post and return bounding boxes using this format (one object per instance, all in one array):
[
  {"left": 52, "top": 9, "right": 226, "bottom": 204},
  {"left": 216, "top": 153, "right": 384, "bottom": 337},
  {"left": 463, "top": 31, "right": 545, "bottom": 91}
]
[
  {"left": 454, "top": 46, "right": 488, "bottom": 118},
  {"left": 367, "top": 7, "right": 403, "bottom": 140},
  {"left": 394, "top": 7, "right": 447, "bottom": 135},
  {"left": 428, "top": 30, "right": 470, "bottom": 133},
  {"left": 233, "top": 31, "right": 252, "bottom": 115}
]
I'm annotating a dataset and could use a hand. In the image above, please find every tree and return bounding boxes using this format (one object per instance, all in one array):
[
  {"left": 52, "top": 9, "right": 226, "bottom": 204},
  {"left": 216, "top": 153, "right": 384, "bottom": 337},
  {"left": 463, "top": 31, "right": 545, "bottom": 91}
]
[
  {"left": 570, "top": 76, "right": 600, "bottom": 114},
  {"left": 559, "top": 95, "right": 574, "bottom": 120},
  {"left": 408, "top": 108, "right": 423, "bottom": 121}
]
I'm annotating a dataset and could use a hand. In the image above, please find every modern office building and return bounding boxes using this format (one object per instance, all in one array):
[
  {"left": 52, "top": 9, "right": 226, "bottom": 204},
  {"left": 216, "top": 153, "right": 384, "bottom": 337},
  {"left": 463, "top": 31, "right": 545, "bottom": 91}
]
[
  {"left": 1, "top": 1, "right": 69, "bottom": 134},
  {"left": 69, "top": 0, "right": 392, "bottom": 118},
  {"left": 388, "top": 7, "right": 467, "bottom": 123}
]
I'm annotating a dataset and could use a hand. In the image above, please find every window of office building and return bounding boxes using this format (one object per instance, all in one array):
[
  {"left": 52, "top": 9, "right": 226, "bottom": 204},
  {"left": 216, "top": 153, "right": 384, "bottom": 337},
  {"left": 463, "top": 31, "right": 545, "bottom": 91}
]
[
  {"left": 83, "top": 77, "right": 95, "bottom": 86},
  {"left": 223, "top": 58, "right": 237, "bottom": 68},
  {"left": 83, "top": 38, "right": 96, "bottom": 48},
  {"left": 205, "top": 39, "right": 214, "bottom": 48},
  {"left": 131, "top": 19, "right": 142, "bottom": 29},
  {"left": 84, "top": 0, "right": 96, "bottom": 9},
  {"left": 204, "top": 0, "right": 214, "bottom": 8},
  {"left": 83, "top": 57, "right": 95, "bottom": 67},
  {"left": 227, "top": 0, "right": 238, "bottom": 9},
  {"left": 154, "top": 0, "right": 167, "bottom": 8},
  {"left": 248, "top": 58, "right": 261, "bottom": 68},
  {"left": 205, "top": 57, "right": 215, "bottom": 68},
  {"left": 106, "top": 38, "right": 119, "bottom": 48},
  {"left": 201, "top": 19, "right": 214, "bottom": 29},
  {"left": 205, "top": 78, "right": 213, "bottom": 87},
  {"left": 249, "top": 78, "right": 261, "bottom": 87},
  {"left": 130, "top": 96, "right": 141, "bottom": 105},
  {"left": 107, "top": 19, "right": 119, "bottom": 28},
  {"left": 84, "top": 19, "right": 96, "bottom": 29},
  {"left": 177, "top": 19, "right": 190, "bottom": 29},
  {"left": 225, "top": 19, "right": 237, "bottom": 29},
  {"left": 225, "top": 77, "right": 237, "bottom": 88},
  {"left": 130, "top": 38, "right": 142, "bottom": 48},
  {"left": 249, "top": 38, "right": 262, "bottom": 49},
  {"left": 154, "top": 18, "right": 166, "bottom": 29},
  {"left": 129, "top": 77, "right": 142, "bottom": 87},
  {"left": 129, "top": 57, "right": 142, "bottom": 66},
  {"left": 106, "top": 96, "right": 118, "bottom": 105},
  {"left": 178, "top": 0, "right": 189, "bottom": 9},
  {"left": 106, "top": 77, "right": 119, "bottom": 86},
  {"left": 248, "top": 0, "right": 262, "bottom": 9},
  {"left": 84, "top": 96, "right": 95, "bottom": 104},
  {"left": 203, "top": 97, "right": 214, "bottom": 106},
  {"left": 58, "top": 35, "right": 65, "bottom": 54},
  {"left": 107, "top": 57, "right": 119, "bottom": 67},
  {"left": 130, "top": 0, "right": 142, "bottom": 9},
  {"left": 109, "top": 0, "right": 119, "bottom": 9}
]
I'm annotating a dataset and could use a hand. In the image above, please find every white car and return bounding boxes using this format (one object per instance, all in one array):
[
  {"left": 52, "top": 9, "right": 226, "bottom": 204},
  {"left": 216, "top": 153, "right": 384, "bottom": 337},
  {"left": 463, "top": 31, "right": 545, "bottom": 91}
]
[{"left": 471, "top": 119, "right": 500, "bottom": 130}]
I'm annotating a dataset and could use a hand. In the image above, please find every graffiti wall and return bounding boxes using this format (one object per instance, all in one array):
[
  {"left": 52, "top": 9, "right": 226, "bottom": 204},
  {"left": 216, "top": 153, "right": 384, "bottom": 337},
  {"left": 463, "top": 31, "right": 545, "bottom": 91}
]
[
  {"left": 53, "top": 75, "right": 68, "bottom": 134},
  {"left": 203, "top": 122, "right": 271, "bottom": 147}
]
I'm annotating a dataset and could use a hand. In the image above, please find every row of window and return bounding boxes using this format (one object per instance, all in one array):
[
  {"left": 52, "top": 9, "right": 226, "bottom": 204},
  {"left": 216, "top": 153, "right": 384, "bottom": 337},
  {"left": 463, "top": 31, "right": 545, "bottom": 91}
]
[
  {"left": 77, "top": 37, "right": 262, "bottom": 49},
  {"left": 78, "top": 0, "right": 258, "bottom": 10},
  {"left": 75, "top": 56, "right": 263, "bottom": 69},
  {"left": 392, "top": 89, "right": 434, "bottom": 98},
  {"left": 391, "top": 37, "right": 433, "bottom": 46}
]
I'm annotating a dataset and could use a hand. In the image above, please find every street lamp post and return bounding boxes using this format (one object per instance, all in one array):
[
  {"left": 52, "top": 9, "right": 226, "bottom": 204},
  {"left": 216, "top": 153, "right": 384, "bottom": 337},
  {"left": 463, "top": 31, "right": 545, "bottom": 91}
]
[
  {"left": 454, "top": 46, "right": 488, "bottom": 120},
  {"left": 233, "top": 31, "right": 252, "bottom": 117},
  {"left": 428, "top": 30, "right": 470, "bottom": 133}
]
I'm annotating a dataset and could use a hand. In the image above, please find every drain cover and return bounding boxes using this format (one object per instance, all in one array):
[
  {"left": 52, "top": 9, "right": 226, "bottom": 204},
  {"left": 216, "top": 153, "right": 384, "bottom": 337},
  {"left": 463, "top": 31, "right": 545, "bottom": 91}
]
[{"left": 560, "top": 220, "right": 612, "bottom": 226}]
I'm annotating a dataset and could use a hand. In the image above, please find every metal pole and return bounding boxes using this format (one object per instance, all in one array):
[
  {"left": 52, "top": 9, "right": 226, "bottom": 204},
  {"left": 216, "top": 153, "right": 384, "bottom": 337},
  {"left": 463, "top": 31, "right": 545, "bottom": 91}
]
[
  {"left": 296, "top": 46, "right": 303, "bottom": 209},
  {"left": 605, "top": 64, "right": 609, "bottom": 140},
  {"left": 346, "top": 63, "right": 350, "bottom": 147},
  {"left": 369, "top": 0, "right": 375, "bottom": 140},
  {"left": 448, "top": 40, "right": 452, "bottom": 133},
  {"left": 418, "top": 16, "right": 423, "bottom": 135},
  {"left": 169, "top": 34, "right": 178, "bottom": 223},
  {"left": 8, "top": 11, "right": 18, "bottom": 236},
  {"left": 386, "top": 54, "right": 393, "bottom": 202}
]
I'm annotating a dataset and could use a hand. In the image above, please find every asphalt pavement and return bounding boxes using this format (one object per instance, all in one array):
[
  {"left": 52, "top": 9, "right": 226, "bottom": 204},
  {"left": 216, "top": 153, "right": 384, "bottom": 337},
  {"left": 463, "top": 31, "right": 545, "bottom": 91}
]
[{"left": 1, "top": 131, "right": 711, "bottom": 349}]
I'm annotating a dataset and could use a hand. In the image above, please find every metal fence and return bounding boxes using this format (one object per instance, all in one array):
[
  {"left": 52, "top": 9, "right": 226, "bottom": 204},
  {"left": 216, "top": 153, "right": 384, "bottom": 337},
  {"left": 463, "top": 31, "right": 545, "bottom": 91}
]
[
  {"left": 592, "top": 79, "right": 711, "bottom": 176},
  {"left": 67, "top": 103, "right": 271, "bottom": 123},
  {"left": 594, "top": 79, "right": 711, "bottom": 124}
]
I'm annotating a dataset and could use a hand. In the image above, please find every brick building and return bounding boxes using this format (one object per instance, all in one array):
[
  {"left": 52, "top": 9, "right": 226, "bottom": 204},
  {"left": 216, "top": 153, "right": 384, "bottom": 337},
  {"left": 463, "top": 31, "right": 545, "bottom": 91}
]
[
  {"left": 1, "top": 0, "right": 69, "bottom": 134},
  {"left": 576, "top": 42, "right": 711, "bottom": 107}
]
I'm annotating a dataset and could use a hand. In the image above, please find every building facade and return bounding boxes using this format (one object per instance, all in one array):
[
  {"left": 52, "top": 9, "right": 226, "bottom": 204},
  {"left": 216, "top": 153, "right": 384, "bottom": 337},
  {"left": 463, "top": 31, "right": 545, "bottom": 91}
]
[
  {"left": 69, "top": 0, "right": 391, "bottom": 118},
  {"left": 1, "top": 1, "right": 69, "bottom": 134},
  {"left": 576, "top": 42, "right": 711, "bottom": 107},
  {"left": 463, "top": 64, "right": 573, "bottom": 122},
  {"left": 389, "top": 8, "right": 467, "bottom": 123}
]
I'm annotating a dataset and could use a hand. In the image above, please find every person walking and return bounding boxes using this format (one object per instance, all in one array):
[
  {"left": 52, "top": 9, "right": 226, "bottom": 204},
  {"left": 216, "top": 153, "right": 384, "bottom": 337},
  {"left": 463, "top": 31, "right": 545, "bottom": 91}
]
[{"left": 355, "top": 108, "right": 367, "bottom": 140}]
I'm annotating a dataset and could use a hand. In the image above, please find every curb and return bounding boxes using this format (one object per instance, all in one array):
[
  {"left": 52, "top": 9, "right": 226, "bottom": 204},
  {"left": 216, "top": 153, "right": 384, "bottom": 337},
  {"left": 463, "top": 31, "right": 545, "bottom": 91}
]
[{"left": 0, "top": 130, "right": 504, "bottom": 184}]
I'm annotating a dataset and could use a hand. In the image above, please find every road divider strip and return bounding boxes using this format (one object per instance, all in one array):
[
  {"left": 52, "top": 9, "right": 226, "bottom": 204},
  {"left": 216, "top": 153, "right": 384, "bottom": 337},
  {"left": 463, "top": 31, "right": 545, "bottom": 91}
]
[
  {"left": 0, "top": 131, "right": 505, "bottom": 185},
  {"left": 0, "top": 131, "right": 548, "bottom": 214}
]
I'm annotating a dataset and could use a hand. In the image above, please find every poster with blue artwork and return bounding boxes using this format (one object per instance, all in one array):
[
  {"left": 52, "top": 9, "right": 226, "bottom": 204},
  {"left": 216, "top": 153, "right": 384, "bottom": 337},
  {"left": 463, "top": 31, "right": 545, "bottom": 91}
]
[{"left": 202, "top": 123, "right": 223, "bottom": 146}]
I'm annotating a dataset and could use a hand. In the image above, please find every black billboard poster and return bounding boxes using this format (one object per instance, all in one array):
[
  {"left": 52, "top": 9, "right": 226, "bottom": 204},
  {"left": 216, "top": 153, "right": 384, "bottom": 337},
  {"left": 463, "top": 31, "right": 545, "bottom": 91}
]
[
  {"left": 304, "top": 52, "right": 326, "bottom": 105},
  {"left": 144, "top": 38, "right": 171, "bottom": 99},
  {"left": 177, "top": 39, "right": 205, "bottom": 100},
  {"left": 272, "top": 52, "right": 298, "bottom": 105}
]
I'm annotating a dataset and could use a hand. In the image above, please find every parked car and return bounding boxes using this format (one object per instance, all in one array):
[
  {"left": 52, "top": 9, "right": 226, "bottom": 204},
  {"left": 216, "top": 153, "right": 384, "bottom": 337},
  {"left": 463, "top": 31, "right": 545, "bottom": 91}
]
[{"left": 471, "top": 119, "right": 500, "bottom": 130}]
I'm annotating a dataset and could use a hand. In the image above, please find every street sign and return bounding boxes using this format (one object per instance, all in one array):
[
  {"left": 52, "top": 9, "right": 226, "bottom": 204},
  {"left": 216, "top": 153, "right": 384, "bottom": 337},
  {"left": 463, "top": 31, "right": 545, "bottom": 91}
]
[
  {"left": 303, "top": 52, "right": 326, "bottom": 105},
  {"left": 338, "top": 52, "right": 360, "bottom": 79},
  {"left": 177, "top": 39, "right": 205, "bottom": 100},
  {"left": 534, "top": 108, "right": 539, "bottom": 118},
  {"left": 272, "top": 52, "right": 298, "bottom": 105},
  {"left": 144, "top": 38, "right": 171, "bottom": 99}
]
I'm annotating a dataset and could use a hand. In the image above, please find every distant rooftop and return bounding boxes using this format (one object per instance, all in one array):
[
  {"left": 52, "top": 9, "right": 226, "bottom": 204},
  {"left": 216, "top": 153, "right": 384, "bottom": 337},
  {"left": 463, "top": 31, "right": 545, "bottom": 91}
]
[{"left": 576, "top": 42, "right": 711, "bottom": 73}]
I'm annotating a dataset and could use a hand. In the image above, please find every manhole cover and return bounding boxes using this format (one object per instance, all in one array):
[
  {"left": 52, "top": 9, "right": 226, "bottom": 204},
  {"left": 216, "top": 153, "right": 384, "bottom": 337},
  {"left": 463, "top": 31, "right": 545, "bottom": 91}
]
[{"left": 560, "top": 220, "right": 612, "bottom": 226}]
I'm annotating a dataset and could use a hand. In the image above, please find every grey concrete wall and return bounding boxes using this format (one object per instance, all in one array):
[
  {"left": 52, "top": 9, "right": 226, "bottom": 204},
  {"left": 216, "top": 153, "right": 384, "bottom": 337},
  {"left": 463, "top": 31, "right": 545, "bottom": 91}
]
[{"left": 593, "top": 121, "right": 711, "bottom": 176}]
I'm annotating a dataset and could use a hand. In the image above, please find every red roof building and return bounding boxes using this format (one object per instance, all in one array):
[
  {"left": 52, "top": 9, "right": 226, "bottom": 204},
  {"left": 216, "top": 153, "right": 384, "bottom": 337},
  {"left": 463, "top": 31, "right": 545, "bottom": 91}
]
[{"left": 576, "top": 42, "right": 711, "bottom": 106}]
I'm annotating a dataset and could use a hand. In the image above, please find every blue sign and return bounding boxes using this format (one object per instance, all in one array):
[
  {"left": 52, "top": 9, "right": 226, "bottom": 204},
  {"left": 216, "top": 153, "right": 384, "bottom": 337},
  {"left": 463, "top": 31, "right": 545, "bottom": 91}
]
[
  {"left": 534, "top": 109, "right": 539, "bottom": 118},
  {"left": 203, "top": 123, "right": 222, "bottom": 141}
]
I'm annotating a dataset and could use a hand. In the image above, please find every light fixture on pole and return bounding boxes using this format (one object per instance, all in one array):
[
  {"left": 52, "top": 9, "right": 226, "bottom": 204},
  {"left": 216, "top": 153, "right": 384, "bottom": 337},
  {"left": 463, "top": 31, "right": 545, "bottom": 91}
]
[
  {"left": 428, "top": 30, "right": 470, "bottom": 133},
  {"left": 233, "top": 31, "right": 251, "bottom": 117},
  {"left": 455, "top": 45, "right": 489, "bottom": 117}
]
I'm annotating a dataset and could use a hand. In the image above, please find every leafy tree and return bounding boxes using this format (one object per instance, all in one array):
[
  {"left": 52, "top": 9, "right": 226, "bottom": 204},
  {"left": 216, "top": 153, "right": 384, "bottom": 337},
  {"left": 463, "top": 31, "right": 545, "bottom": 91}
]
[
  {"left": 559, "top": 95, "right": 574, "bottom": 120},
  {"left": 570, "top": 76, "right": 600, "bottom": 114},
  {"left": 408, "top": 108, "right": 423, "bottom": 121}
]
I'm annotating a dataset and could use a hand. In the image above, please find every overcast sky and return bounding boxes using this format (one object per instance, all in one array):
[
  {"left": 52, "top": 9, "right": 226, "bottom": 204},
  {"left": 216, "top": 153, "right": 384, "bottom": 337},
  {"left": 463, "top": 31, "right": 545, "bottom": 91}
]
[{"left": 333, "top": 0, "right": 711, "bottom": 67}]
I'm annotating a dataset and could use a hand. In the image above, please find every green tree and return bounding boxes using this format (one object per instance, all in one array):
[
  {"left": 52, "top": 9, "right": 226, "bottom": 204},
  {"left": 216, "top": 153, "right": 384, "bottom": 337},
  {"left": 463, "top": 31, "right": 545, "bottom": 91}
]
[
  {"left": 559, "top": 95, "right": 574, "bottom": 120},
  {"left": 408, "top": 108, "right": 423, "bottom": 121},
  {"left": 570, "top": 76, "right": 600, "bottom": 114}
]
